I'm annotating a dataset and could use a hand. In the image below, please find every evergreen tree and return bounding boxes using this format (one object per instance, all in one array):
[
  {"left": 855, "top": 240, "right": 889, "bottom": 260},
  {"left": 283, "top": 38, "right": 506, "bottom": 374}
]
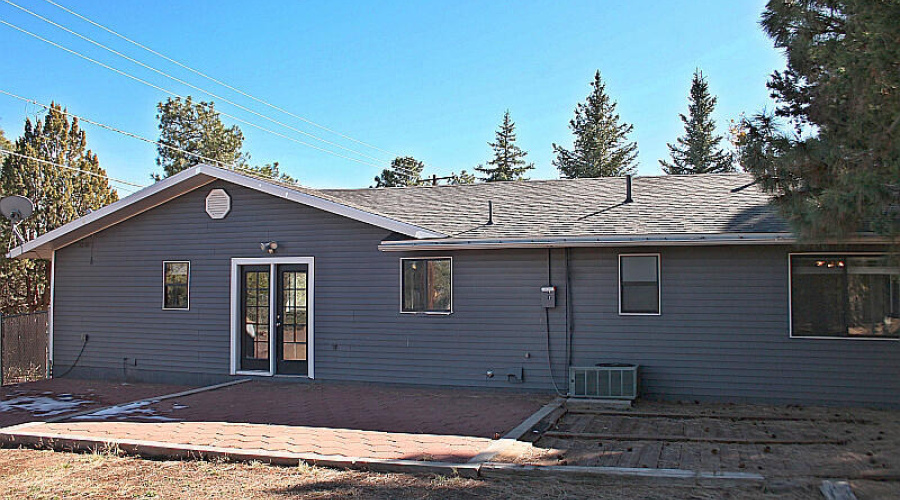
[
  {"left": 374, "top": 156, "right": 425, "bottom": 187},
  {"left": 0, "top": 104, "right": 118, "bottom": 313},
  {"left": 0, "top": 128, "right": 11, "bottom": 156},
  {"left": 448, "top": 170, "right": 476, "bottom": 185},
  {"left": 475, "top": 110, "right": 534, "bottom": 182},
  {"left": 737, "top": 0, "right": 900, "bottom": 240},
  {"left": 154, "top": 96, "right": 247, "bottom": 179},
  {"left": 554, "top": 71, "right": 638, "bottom": 178},
  {"left": 660, "top": 70, "right": 735, "bottom": 174},
  {"left": 249, "top": 161, "right": 296, "bottom": 185}
]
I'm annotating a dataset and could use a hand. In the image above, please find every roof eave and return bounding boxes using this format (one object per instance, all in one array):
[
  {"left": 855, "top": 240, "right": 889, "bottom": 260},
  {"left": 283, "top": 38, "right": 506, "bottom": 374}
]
[
  {"left": 378, "top": 233, "right": 801, "bottom": 251},
  {"left": 7, "top": 164, "right": 445, "bottom": 260}
]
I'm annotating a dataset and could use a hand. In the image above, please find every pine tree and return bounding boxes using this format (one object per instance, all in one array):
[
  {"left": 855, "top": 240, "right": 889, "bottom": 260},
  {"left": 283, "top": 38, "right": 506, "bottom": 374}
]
[
  {"left": 0, "top": 128, "right": 11, "bottom": 156},
  {"left": 0, "top": 104, "right": 118, "bottom": 313},
  {"left": 660, "top": 70, "right": 735, "bottom": 175},
  {"left": 448, "top": 170, "right": 476, "bottom": 185},
  {"left": 154, "top": 96, "right": 247, "bottom": 179},
  {"left": 554, "top": 71, "right": 638, "bottom": 178},
  {"left": 475, "top": 110, "right": 534, "bottom": 182},
  {"left": 738, "top": 0, "right": 900, "bottom": 240},
  {"left": 374, "top": 156, "right": 426, "bottom": 187}
]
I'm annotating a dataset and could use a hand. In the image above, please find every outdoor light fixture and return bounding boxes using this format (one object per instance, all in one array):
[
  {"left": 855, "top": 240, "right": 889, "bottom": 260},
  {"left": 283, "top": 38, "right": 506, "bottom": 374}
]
[{"left": 260, "top": 241, "right": 278, "bottom": 254}]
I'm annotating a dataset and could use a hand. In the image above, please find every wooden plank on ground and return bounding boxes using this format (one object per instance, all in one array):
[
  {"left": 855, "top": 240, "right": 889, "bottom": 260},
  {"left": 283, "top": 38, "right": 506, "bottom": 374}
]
[
  {"left": 820, "top": 480, "right": 858, "bottom": 500},
  {"left": 566, "top": 410, "right": 869, "bottom": 424},
  {"left": 541, "top": 432, "right": 847, "bottom": 445}
]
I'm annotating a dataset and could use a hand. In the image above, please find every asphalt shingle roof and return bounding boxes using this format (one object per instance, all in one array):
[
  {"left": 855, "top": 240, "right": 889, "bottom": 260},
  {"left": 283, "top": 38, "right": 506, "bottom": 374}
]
[{"left": 319, "top": 173, "right": 789, "bottom": 240}]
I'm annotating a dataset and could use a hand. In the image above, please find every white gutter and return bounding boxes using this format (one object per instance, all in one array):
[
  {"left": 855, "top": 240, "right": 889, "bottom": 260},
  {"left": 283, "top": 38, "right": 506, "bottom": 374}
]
[{"left": 378, "top": 233, "right": 800, "bottom": 251}]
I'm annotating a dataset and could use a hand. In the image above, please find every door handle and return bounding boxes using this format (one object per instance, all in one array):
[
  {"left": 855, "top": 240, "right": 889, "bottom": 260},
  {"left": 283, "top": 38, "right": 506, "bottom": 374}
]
[{"left": 275, "top": 314, "right": 282, "bottom": 328}]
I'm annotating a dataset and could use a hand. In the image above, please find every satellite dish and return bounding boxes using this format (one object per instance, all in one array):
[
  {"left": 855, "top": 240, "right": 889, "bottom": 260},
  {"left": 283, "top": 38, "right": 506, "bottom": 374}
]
[
  {"left": 0, "top": 195, "right": 34, "bottom": 224},
  {"left": 0, "top": 195, "right": 34, "bottom": 245}
]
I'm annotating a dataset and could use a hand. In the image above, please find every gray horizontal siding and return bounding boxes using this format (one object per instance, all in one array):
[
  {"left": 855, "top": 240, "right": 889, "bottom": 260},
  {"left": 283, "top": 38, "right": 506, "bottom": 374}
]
[
  {"left": 52, "top": 179, "right": 899, "bottom": 406},
  {"left": 53, "top": 180, "right": 567, "bottom": 390},
  {"left": 568, "top": 246, "right": 899, "bottom": 406}
]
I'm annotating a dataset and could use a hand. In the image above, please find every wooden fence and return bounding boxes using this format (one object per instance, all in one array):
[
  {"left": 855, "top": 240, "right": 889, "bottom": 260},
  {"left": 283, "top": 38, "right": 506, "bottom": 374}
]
[{"left": 1, "top": 311, "right": 48, "bottom": 385}]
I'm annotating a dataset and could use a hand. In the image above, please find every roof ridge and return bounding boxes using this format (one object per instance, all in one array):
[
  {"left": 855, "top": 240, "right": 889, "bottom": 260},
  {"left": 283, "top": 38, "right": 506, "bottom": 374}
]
[{"left": 319, "top": 172, "right": 755, "bottom": 193}]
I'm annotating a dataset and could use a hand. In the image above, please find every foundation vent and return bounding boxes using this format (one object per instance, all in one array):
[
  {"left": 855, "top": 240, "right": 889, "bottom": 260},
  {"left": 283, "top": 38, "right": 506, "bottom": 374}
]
[
  {"left": 569, "top": 364, "right": 639, "bottom": 400},
  {"left": 205, "top": 189, "right": 231, "bottom": 219}
]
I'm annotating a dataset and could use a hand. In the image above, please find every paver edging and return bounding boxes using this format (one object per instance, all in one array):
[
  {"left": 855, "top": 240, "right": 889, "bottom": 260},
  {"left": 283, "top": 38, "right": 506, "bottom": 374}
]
[
  {"left": 479, "top": 462, "right": 766, "bottom": 485},
  {"left": 467, "top": 396, "right": 565, "bottom": 464},
  {"left": 0, "top": 426, "right": 481, "bottom": 478}
]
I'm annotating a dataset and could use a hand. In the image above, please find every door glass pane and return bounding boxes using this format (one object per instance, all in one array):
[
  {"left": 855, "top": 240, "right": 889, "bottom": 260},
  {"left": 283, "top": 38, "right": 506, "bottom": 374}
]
[
  {"left": 428, "top": 259, "right": 452, "bottom": 311},
  {"left": 243, "top": 269, "right": 270, "bottom": 361},
  {"left": 281, "top": 270, "right": 307, "bottom": 361}
]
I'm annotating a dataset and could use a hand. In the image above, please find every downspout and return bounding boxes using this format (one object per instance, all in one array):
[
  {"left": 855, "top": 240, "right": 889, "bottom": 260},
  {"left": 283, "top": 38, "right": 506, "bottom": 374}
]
[{"left": 565, "top": 247, "right": 573, "bottom": 372}]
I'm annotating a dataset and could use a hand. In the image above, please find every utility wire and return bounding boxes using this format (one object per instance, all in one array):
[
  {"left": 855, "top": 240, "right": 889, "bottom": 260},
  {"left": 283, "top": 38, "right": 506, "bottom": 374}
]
[
  {"left": 0, "top": 148, "right": 143, "bottom": 191},
  {"left": 2, "top": 0, "right": 391, "bottom": 166},
  {"left": 39, "top": 0, "right": 400, "bottom": 158},
  {"left": 0, "top": 18, "right": 392, "bottom": 172},
  {"left": 0, "top": 89, "right": 328, "bottom": 186}
]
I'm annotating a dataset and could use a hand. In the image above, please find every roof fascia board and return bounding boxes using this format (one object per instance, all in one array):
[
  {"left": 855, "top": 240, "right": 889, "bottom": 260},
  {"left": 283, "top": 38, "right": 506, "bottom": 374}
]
[
  {"left": 378, "top": 233, "right": 897, "bottom": 251},
  {"left": 378, "top": 233, "right": 802, "bottom": 251},
  {"left": 6, "top": 167, "right": 216, "bottom": 260},
  {"left": 7, "top": 164, "right": 444, "bottom": 259}
]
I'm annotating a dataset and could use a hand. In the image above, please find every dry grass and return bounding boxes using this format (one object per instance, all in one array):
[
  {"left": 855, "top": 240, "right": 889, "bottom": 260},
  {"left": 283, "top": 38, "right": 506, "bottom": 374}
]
[{"left": 0, "top": 447, "right": 824, "bottom": 500}]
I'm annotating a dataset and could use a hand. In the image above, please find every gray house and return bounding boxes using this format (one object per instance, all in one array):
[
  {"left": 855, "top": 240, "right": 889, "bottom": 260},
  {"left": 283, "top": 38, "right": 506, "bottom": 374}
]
[{"left": 8, "top": 165, "right": 899, "bottom": 406}]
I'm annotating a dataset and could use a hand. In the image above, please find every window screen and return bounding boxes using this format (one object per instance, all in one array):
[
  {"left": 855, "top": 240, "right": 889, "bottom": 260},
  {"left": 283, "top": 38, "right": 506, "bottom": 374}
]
[
  {"left": 163, "top": 261, "right": 189, "bottom": 310},
  {"left": 791, "top": 255, "right": 900, "bottom": 338},
  {"left": 620, "top": 255, "right": 659, "bottom": 314},
  {"left": 402, "top": 258, "right": 451, "bottom": 313}
]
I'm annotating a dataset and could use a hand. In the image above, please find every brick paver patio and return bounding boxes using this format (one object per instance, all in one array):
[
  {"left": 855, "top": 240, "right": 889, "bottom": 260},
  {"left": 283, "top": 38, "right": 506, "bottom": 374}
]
[
  {"left": 1, "top": 380, "right": 551, "bottom": 463},
  {"left": 15, "top": 421, "right": 495, "bottom": 461}
]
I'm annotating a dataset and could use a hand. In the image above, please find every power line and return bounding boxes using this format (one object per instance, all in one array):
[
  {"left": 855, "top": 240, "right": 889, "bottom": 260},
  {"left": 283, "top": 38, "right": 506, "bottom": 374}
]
[
  {"left": 0, "top": 89, "right": 293, "bottom": 185},
  {"left": 39, "top": 0, "right": 400, "bottom": 159},
  {"left": 0, "top": 147, "right": 144, "bottom": 191},
  {"left": 0, "top": 18, "right": 393, "bottom": 172},
  {"left": 2, "top": 0, "right": 391, "bottom": 166}
]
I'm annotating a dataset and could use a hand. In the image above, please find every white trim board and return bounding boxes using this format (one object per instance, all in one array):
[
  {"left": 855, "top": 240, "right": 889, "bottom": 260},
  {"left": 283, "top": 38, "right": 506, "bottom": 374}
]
[
  {"left": 8, "top": 164, "right": 444, "bottom": 260},
  {"left": 787, "top": 251, "right": 900, "bottom": 341},
  {"left": 398, "top": 256, "right": 454, "bottom": 315},
  {"left": 618, "top": 253, "right": 662, "bottom": 316},
  {"left": 161, "top": 261, "right": 191, "bottom": 311},
  {"left": 48, "top": 250, "right": 56, "bottom": 373},
  {"left": 229, "top": 257, "right": 316, "bottom": 378}
]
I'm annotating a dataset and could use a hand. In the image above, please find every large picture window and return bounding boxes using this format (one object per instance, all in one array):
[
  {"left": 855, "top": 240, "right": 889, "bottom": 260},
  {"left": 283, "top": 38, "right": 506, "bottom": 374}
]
[
  {"left": 401, "top": 258, "right": 452, "bottom": 313},
  {"left": 163, "top": 261, "right": 190, "bottom": 310},
  {"left": 791, "top": 255, "right": 900, "bottom": 339},
  {"left": 619, "top": 254, "right": 660, "bottom": 315}
]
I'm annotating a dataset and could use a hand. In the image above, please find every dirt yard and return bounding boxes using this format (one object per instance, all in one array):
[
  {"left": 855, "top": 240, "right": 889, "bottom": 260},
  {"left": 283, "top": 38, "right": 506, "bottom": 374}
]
[{"left": 0, "top": 447, "right": 861, "bottom": 500}]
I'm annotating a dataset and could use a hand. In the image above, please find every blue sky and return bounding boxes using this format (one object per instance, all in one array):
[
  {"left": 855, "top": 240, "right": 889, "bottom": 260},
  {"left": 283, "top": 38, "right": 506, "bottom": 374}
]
[{"left": 0, "top": 1, "right": 785, "bottom": 191}]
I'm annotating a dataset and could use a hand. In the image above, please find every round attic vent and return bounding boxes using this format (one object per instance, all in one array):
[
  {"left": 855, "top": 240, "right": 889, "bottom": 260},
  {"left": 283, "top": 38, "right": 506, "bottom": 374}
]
[{"left": 205, "top": 189, "right": 231, "bottom": 219}]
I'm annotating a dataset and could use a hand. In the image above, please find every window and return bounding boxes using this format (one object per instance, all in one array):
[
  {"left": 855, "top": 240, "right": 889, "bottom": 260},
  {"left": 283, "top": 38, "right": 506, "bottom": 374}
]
[
  {"left": 401, "top": 258, "right": 452, "bottom": 313},
  {"left": 790, "top": 254, "right": 900, "bottom": 339},
  {"left": 619, "top": 254, "right": 660, "bottom": 315},
  {"left": 163, "top": 261, "right": 190, "bottom": 310}
]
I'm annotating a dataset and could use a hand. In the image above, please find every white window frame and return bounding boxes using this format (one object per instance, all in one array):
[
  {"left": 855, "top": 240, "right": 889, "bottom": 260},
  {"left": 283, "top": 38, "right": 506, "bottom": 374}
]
[
  {"left": 788, "top": 251, "right": 899, "bottom": 341},
  {"left": 399, "top": 256, "right": 453, "bottom": 315},
  {"left": 229, "top": 256, "right": 316, "bottom": 377},
  {"left": 618, "top": 253, "right": 661, "bottom": 316},
  {"left": 162, "top": 261, "right": 191, "bottom": 311}
]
